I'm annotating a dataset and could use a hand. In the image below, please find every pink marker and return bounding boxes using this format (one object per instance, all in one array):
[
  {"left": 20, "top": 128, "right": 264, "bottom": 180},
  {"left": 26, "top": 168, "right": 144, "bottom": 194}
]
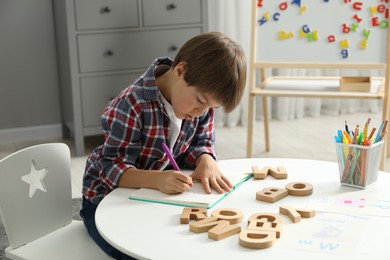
[{"left": 162, "top": 143, "right": 180, "bottom": 171}]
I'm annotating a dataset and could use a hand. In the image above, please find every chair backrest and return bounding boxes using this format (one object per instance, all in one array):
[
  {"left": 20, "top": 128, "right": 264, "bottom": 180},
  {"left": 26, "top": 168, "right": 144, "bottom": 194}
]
[{"left": 0, "top": 143, "right": 72, "bottom": 249}]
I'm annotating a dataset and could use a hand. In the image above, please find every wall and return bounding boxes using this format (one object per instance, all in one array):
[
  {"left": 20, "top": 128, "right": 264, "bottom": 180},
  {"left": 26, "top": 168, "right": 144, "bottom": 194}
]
[{"left": 0, "top": 0, "right": 61, "bottom": 142}]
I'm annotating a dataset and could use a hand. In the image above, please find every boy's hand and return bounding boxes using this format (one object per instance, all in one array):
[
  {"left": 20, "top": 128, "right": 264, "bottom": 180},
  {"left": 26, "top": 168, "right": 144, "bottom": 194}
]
[
  {"left": 156, "top": 171, "right": 193, "bottom": 194},
  {"left": 190, "top": 154, "right": 233, "bottom": 194}
]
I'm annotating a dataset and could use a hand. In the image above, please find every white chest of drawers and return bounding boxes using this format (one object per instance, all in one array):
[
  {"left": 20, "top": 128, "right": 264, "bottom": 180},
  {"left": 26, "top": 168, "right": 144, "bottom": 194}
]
[{"left": 54, "top": 0, "right": 209, "bottom": 156}]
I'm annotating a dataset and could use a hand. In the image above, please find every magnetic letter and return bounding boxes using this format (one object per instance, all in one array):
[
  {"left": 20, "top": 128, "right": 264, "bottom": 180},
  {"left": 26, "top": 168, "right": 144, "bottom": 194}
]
[
  {"left": 363, "top": 29, "right": 371, "bottom": 39},
  {"left": 341, "top": 49, "right": 349, "bottom": 58},
  {"left": 360, "top": 39, "right": 368, "bottom": 49},
  {"left": 299, "top": 28, "right": 307, "bottom": 38},
  {"left": 353, "top": 14, "right": 362, "bottom": 23},
  {"left": 302, "top": 24, "right": 310, "bottom": 33},
  {"left": 328, "top": 35, "right": 336, "bottom": 42},
  {"left": 380, "top": 20, "right": 389, "bottom": 28},
  {"left": 300, "top": 6, "right": 307, "bottom": 15},
  {"left": 342, "top": 24, "right": 351, "bottom": 33},
  {"left": 353, "top": 2, "right": 363, "bottom": 10},
  {"left": 372, "top": 17, "right": 379, "bottom": 26},
  {"left": 340, "top": 39, "right": 350, "bottom": 49},
  {"left": 351, "top": 23, "right": 359, "bottom": 32},
  {"left": 378, "top": 4, "right": 386, "bottom": 13},
  {"left": 264, "top": 11, "right": 270, "bottom": 21},
  {"left": 307, "top": 31, "right": 319, "bottom": 42},
  {"left": 292, "top": 0, "right": 301, "bottom": 7},
  {"left": 279, "top": 30, "right": 288, "bottom": 40},
  {"left": 273, "top": 12, "right": 280, "bottom": 21},
  {"left": 370, "top": 6, "right": 377, "bottom": 16},
  {"left": 279, "top": 1, "right": 288, "bottom": 10},
  {"left": 258, "top": 17, "right": 267, "bottom": 26}
]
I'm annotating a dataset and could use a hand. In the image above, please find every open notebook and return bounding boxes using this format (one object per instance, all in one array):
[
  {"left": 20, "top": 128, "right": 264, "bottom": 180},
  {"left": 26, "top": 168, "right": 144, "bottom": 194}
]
[{"left": 129, "top": 168, "right": 253, "bottom": 209}]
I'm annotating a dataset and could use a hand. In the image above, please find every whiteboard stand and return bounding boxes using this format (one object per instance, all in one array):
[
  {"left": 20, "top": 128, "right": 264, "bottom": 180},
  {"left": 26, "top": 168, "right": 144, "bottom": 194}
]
[{"left": 246, "top": 0, "right": 390, "bottom": 169}]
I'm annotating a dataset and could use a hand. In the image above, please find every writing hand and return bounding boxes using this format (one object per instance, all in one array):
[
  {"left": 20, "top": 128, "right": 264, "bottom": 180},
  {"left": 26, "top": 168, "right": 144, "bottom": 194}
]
[{"left": 156, "top": 170, "right": 193, "bottom": 194}]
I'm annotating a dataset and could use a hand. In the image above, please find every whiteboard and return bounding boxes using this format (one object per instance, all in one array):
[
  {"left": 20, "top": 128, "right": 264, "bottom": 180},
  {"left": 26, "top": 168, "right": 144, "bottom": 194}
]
[{"left": 256, "top": 0, "right": 389, "bottom": 64}]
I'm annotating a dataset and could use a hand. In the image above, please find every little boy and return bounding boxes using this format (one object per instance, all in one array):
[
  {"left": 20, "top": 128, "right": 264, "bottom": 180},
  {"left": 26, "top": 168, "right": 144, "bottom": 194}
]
[{"left": 80, "top": 32, "right": 246, "bottom": 259}]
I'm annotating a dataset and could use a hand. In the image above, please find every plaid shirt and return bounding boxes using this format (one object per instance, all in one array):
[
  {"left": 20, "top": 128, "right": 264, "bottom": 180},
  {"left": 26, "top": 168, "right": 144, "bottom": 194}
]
[{"left": 83, "top": 57, "right": 217, "bottom": 205}]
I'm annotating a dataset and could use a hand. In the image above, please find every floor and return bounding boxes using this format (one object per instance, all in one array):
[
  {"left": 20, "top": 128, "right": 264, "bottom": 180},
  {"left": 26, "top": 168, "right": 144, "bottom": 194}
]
[{"left": 1, "top": 112, "right": 389, "bottom": 199}]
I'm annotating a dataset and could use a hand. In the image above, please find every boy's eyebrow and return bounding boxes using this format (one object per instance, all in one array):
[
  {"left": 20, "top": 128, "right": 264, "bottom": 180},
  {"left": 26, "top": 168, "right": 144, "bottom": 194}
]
[{"left": 203, "top": 94, "right": 221, "bottom": 108}]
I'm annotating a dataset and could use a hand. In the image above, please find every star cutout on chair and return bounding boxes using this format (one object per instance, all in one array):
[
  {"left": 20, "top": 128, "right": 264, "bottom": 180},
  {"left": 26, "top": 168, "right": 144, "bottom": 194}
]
[{"left": 21, "top": 161, "right": 48, "bottom": 198}]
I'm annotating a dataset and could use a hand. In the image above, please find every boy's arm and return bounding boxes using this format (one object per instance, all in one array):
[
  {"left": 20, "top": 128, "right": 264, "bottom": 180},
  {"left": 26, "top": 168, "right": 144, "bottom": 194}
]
[
  {"left": 181, "top": 108, "right": 233, "bottom": 193},
  {"left": 118, "top": 168, "right": 192, "bottom": 194},
  {"left": 182, "top": 108, "right": 217, "bottom": 168},
  {"left": 96, "top": 97, "right": 144, "bottom": 191}
]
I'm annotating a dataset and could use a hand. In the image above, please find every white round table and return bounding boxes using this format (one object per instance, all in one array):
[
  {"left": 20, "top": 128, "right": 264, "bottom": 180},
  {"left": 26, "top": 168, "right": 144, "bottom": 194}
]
[{"left": 96, "top": 158, "right": 390, "bottom": 260}]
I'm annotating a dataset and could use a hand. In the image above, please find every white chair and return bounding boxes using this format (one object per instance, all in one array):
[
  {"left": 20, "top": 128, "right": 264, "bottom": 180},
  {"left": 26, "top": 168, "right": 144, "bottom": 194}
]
[{"left": 0, "top": 143, "right": 111, "bottom": 260}]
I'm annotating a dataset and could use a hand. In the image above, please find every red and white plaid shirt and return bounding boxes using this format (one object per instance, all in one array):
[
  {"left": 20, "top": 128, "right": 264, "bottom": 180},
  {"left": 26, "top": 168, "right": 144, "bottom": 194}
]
[{"left": 82, "top": 58, "right": 216, "bottom": 204}]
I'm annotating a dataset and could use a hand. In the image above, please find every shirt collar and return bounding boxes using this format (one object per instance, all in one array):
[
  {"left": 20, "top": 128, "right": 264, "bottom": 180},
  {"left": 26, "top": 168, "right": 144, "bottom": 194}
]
[{"left": 142, "top": 57, "right": 173, "bottom": 101}]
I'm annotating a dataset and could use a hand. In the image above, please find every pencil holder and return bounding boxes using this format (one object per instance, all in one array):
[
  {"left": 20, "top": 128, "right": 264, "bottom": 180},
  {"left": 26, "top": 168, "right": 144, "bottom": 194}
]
[{"left": 335, "top": 141, "right": 384, "bottom": 189}]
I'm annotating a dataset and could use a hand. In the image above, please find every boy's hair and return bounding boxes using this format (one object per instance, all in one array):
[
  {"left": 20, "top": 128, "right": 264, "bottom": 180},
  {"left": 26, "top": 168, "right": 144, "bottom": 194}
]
[{"left": 173, "top": 32, "right": 246, "bottom": 113}]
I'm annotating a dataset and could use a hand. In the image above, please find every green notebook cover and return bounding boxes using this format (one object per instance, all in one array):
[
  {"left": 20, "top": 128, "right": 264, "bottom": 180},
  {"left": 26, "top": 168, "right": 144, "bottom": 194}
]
[{"left": 129, "top": 173, "right": 253, "bottom": 209}]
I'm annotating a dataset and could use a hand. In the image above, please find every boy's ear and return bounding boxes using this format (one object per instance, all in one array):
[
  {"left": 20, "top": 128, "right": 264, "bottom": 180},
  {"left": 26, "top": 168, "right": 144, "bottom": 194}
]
[{"left": 174, "top": 61, "right": 187, "bottom": 78}]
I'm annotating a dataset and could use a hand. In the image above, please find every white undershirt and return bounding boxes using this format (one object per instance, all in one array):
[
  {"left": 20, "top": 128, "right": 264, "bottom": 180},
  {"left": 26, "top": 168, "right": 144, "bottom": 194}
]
[{"left": 159, "top": 95, "right": 182, "bottom": 170}]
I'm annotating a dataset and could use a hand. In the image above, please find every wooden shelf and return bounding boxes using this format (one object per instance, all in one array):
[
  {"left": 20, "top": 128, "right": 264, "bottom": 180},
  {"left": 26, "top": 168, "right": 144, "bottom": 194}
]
[{"left": 251, "top": 76, "right": 385, "bottom": 99}]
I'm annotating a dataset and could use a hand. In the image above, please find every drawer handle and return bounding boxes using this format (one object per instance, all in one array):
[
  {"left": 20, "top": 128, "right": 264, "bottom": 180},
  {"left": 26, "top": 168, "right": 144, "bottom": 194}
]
[
  {"left": 100, "top": 6, "right": 111, "bottom": 14},
  {"left": 168, "top": 45, "right": 178, "bottom": 52},
  {"left": 166, "top": 3, "right": 177, "bottom": 10},
  {"left": 103, "top": 50, "right": 114, "bottom": 57}
]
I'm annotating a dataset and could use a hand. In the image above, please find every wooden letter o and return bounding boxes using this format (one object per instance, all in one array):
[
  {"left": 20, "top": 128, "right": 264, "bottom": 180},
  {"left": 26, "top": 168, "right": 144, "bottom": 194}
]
[
  {"left": 211, "top": 208, "right": 244, "bottom": 224},
  {"left": 285, "top": 182, "right": 313, "bottom": 196}
]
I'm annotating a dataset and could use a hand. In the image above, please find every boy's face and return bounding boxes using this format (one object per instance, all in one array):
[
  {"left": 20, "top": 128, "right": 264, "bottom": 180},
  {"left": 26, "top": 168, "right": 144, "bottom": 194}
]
[{"left": 171, "top": 63, "right": 220, "bottom": 120}]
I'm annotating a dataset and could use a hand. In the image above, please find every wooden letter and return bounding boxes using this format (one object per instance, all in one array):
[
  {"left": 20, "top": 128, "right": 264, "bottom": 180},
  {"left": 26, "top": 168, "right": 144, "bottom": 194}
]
[
  {"left": 239, "top": 230, "right": 276, "bottom": 249},
  {"left": 180, "top": 208, "right": 207, "bottom": 224},
  {"left": 256, "top": 187, "right": 288, "bottom": 203},
  {"left": 189, "top": 216, "right": 223, "bottom": 233},
  {"left": 285, "top": 182, "right": 313, "bottom": 196},
  {"left": 190, "top": 215, "right": 241, "bottom": 241},
  {"left": 208, "top": 223, "right": 241, "bottom": 241},
  {"left": 252, "top": 166, "right": 269, "bottom": 179},
  {"left": 253, "top": 166, "right": 288, "bottom": 179},
  {"left": 279, "top": 205, "right": 316, "bottom": 223},
  {"left": 247, "top": 213, "right": 283, "bottom": 238},
  {"left": 268, "top": 167, "right": 288, "bottom": 179},
  {"left": 211, "top": 208, "right": 244, "bottom": 224}
]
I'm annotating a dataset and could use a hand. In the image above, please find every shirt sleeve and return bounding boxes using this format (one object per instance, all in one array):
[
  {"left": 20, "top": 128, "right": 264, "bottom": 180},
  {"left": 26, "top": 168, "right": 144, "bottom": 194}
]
[
  {"left": 97, "top": 94, "right": 143, "bottom": 190},
  {"left": 183, "top": 108, "right": 217, "bottom": 168}
]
